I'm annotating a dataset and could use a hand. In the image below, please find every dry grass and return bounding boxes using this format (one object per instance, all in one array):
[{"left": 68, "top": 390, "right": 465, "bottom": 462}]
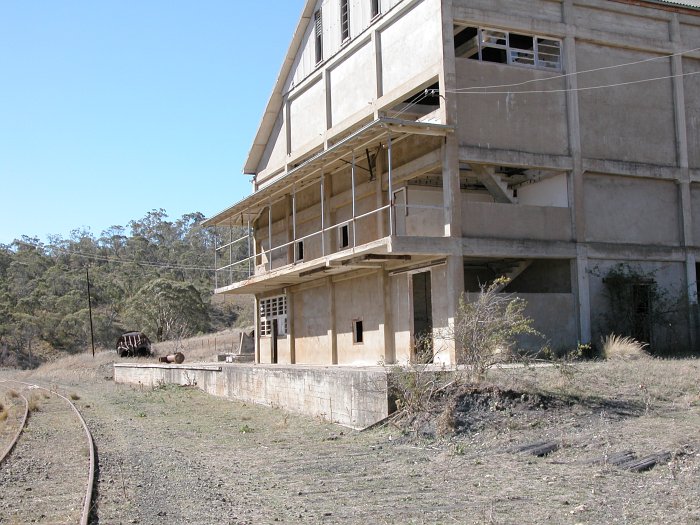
[
  {"left": 27, "top": 393, "right": 41, "bottom": 412},
  {"left": 151, "top": 328, "right": 247, "bottom": 362},
  {"left": 601, "top": 333, "right": 649, "bottom": 360}
]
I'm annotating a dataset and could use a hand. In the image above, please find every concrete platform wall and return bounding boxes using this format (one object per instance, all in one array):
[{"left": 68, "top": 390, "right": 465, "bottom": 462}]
[{"left": 114, "top": 363, "right": 389, "bottom": 430}]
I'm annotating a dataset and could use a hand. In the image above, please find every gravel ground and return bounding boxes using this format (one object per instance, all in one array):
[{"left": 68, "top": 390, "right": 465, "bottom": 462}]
[
  {"left": 0, "top": 386, "right": 89, "bottom": 524},
  {"left": 0, "top": 357, "right": 698, "bottom": 524}
]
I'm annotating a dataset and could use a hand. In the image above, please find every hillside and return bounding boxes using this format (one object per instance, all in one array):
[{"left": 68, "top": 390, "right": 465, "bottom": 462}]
[{"left": 0, "top": 209, "right": 252, "bottom": 369}]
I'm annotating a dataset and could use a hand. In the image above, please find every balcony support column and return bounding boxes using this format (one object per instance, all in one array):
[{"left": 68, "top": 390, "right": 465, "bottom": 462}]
[
  {"left": 247, "top": 219, "right": 252, "bottom": 277},
  {"left": 321, "top": 173, "right": 326, "bottom": 257},
  {"left": 351, "top": 150, "right": 357, "bottom": 247},
  {"left": 388, "top": 136, "right": 394, "bottom": 236},
  {"left": 268, "top": 202, "right": 273, "bottom": 271}
]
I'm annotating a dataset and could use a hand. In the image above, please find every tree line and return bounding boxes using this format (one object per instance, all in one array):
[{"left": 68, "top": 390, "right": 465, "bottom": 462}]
[{"left": 0, "top": 209, "right": 250, "bottom": 368}]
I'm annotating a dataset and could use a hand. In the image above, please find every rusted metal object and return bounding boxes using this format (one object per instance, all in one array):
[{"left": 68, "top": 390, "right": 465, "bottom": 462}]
[
  {"left": 116, "top": 332, "right": 152, "bottom": 358},
  {"left": 158, "top": 352, "right": 185, "bottom": 364}
]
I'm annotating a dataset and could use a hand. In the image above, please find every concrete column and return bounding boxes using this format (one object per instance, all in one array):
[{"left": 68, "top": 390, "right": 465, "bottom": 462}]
[
  {"left": 287, "top": 289, "right": 296, "bottom": 364},
  {"left": 562, "top": 5, "right": 591, "bottom": 345},
  {"left": 439, "top": 0, "right": 462, "bottom": 239},
  {"left": 285, "top": 194, "right": 293, "bottom": 264},
  {"left": 670, "top": 15, "right": 696, "bottom": 349},
  {"left": 328, "top": 277, "right": 338, "bottom": 365},
  {"left": 437, "top": 0, "right": 464, "bottom": 365},
  {"left": 441, "top": 255, "right": 464, "bottom": 365},
  {"left": 380, "top": 270, "right": 395, "bottom": 364},
  {"left": 573, "top": 246, "right": 592, "bottom": 345},
  {"left": 254, "top": 295, "right": 261, "bottom": 364}
]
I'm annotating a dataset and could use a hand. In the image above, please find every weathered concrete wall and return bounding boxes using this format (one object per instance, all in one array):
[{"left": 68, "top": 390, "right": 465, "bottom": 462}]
[
  {"left": 335, "top": 272, "right": 385, "bottom": 365},
  {"left": 293, "top": 282, "right": 333, "bottom": 364},
  {"left": 329, "top": 40, "right": 376, "bottom": 126},
  {"left": 114, "top": 363, "right": 390, "bottom": 430},
  {"left": 685, "top": 57, "right": 700, "bottom": 169},
  {"left": 583, "top": 174, "right": 680, "bottom": 245},
  {"left": 577, "top": 45, "right": 676, "bottom": 166},
  {"left": 405, "top": 187, "right": 444, "bottom": 237},
  {"left": 290, "top": 78, "right": 326, "bottom": 153},
  {"left": 691, "top": 183, "right": 700, "bottom": 239},
  {"left": 461, "top": 200, "right": 573, "bottom": 241},
  {"left": 380, "top": 0, "right": 441, "bottom": 95},
  {"left": 391, "top": 272, "right": 412, "bottom": 363},
  {"left": 456, "top": 59, "right": 569, "bottom": 155}
]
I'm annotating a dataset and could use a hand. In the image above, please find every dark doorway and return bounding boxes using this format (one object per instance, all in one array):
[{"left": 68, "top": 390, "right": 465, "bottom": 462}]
[
  {"left": 271, "top": 320, "right": 278, "bottom": 364},
  {"left": 412, "top": 272, "right": 433, "bottom": 362}
]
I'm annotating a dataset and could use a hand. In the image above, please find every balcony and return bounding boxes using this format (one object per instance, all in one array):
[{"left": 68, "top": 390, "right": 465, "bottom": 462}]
[{"left": 204, "top": 118, "right": 453, "bottom": 294}]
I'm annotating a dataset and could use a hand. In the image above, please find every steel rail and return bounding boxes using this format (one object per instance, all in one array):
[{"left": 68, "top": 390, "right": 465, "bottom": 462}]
[
  {"left": 0, "top": 380, "right": 96, "bottom": 525},
  {"left": 0, "top": 383, "right": 29, "bottom": 465}
]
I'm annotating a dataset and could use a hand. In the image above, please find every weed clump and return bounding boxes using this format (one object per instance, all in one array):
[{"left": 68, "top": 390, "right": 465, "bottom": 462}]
[
  {"left": 28, "top": 394, "right": 41, "bottom": 412},
  {"left": 602, "top": 334, "right": 649, "bottom": 360}
]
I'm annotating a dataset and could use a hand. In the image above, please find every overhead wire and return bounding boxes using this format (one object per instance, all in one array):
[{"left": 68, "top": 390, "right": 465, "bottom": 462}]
[
  {"left": 18, "top": 241, "right": 218, "bottom": 272},
  {"left": 446, "top": 70, "right": 700, "bottom": 95},
  {"left": 449, "top": 45, "right": 700, "bottom": 93}
]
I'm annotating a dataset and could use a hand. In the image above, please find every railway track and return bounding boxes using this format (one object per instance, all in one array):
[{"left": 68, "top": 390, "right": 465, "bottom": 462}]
[{"left": 0, "top": 380, "right": 95, "bottom": 525}]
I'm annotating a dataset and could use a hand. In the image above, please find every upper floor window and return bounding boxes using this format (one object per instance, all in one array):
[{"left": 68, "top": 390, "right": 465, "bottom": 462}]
[
  {"left": 340, "top": 0, "right": 350, "bottom": 43},
  {"left": 454, "top": 26, "right": 562, "bottom": 71},
  {"left": 315, "top": 9, "right": 323, "bottom": 64},
  {"left": 371, "top": 0, "right": 380, "bottom": 19}
]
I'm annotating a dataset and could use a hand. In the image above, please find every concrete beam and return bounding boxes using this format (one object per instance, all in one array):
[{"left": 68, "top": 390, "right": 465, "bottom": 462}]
[{"left": 460, "top": 146, "right": 574, "bottom": 172}]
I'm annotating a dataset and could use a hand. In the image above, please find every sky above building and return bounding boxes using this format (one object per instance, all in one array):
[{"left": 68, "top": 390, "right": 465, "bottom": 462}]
[{"left": 0, "top": 1, "right": 305, "bottom": 245}]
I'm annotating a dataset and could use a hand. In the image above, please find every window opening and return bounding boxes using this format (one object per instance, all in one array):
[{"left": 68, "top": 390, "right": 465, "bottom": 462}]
[
  {"left": 371, "top": 0, "right": 380, "bottom": 18},
  {"left": 259, "top": 295, "right": 288, "bottom": 337},
  {"left": 340, "top": 0, "right": 350, "bottom": 43},
  {"left": 353, "top": 319, "right": 364, "bottom": 344},
  {"left": 339, "top": 224, "right": 350, "bottom": 249},
  {"left": 314, "top": 10, "right": 323, "bottom": 64},
  {"left": 454, "top": 26, "right": 561, "bottom": 71},
  {"left": 295, "top": 240, "right": 304, "bottom": 262}
]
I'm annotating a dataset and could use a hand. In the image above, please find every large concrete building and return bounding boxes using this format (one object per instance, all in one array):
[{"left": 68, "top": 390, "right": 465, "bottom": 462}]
[{"left": 205, "top": 0, "right": 700, "bottom": 365}]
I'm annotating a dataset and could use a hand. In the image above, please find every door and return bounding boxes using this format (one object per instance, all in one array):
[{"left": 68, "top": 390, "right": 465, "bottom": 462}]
[
  {"left": 412, "top": 272, "right": 433, "bottom": 362},
  {"left": 271, "top": 319, "right": 278, "bottom": 364}
]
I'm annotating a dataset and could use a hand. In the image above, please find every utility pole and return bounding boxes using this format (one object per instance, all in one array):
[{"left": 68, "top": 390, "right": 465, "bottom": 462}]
[{"left": 86, "top": 266, "right": 95, "bottom": 357}]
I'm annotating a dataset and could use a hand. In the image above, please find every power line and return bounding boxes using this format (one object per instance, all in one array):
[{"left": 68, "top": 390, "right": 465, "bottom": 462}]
[
  {"left": 446, "top": 70, "right": 700, "bottom": 95},
  {"left": 44, "top": 244, "right": 217, "bottom": 272},
  {"left": 451, "top": 45, "right": 700, "bottom": 93}
]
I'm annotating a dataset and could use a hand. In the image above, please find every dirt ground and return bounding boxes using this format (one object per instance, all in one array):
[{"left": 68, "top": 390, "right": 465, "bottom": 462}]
[{"left": 0, "top": 353, "right": 698, "bottom": 524}]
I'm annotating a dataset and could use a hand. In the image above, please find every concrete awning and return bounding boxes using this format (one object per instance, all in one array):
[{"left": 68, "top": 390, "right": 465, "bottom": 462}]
[{"left": 204, "top": 117, "right": 452, "bottom": 228}]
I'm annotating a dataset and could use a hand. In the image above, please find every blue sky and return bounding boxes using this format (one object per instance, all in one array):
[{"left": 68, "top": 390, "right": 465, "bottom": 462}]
[{"left": 0, "top": 1, "right": 304, "bottom": 245}]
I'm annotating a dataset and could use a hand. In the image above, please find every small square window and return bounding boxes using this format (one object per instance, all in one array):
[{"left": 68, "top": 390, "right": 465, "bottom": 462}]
[
  {"left": 353, "top": 319, "right": 364, "bottom": 344},
  {"left": 295, "top": 240, "right": 304, "bottom": 262}
]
